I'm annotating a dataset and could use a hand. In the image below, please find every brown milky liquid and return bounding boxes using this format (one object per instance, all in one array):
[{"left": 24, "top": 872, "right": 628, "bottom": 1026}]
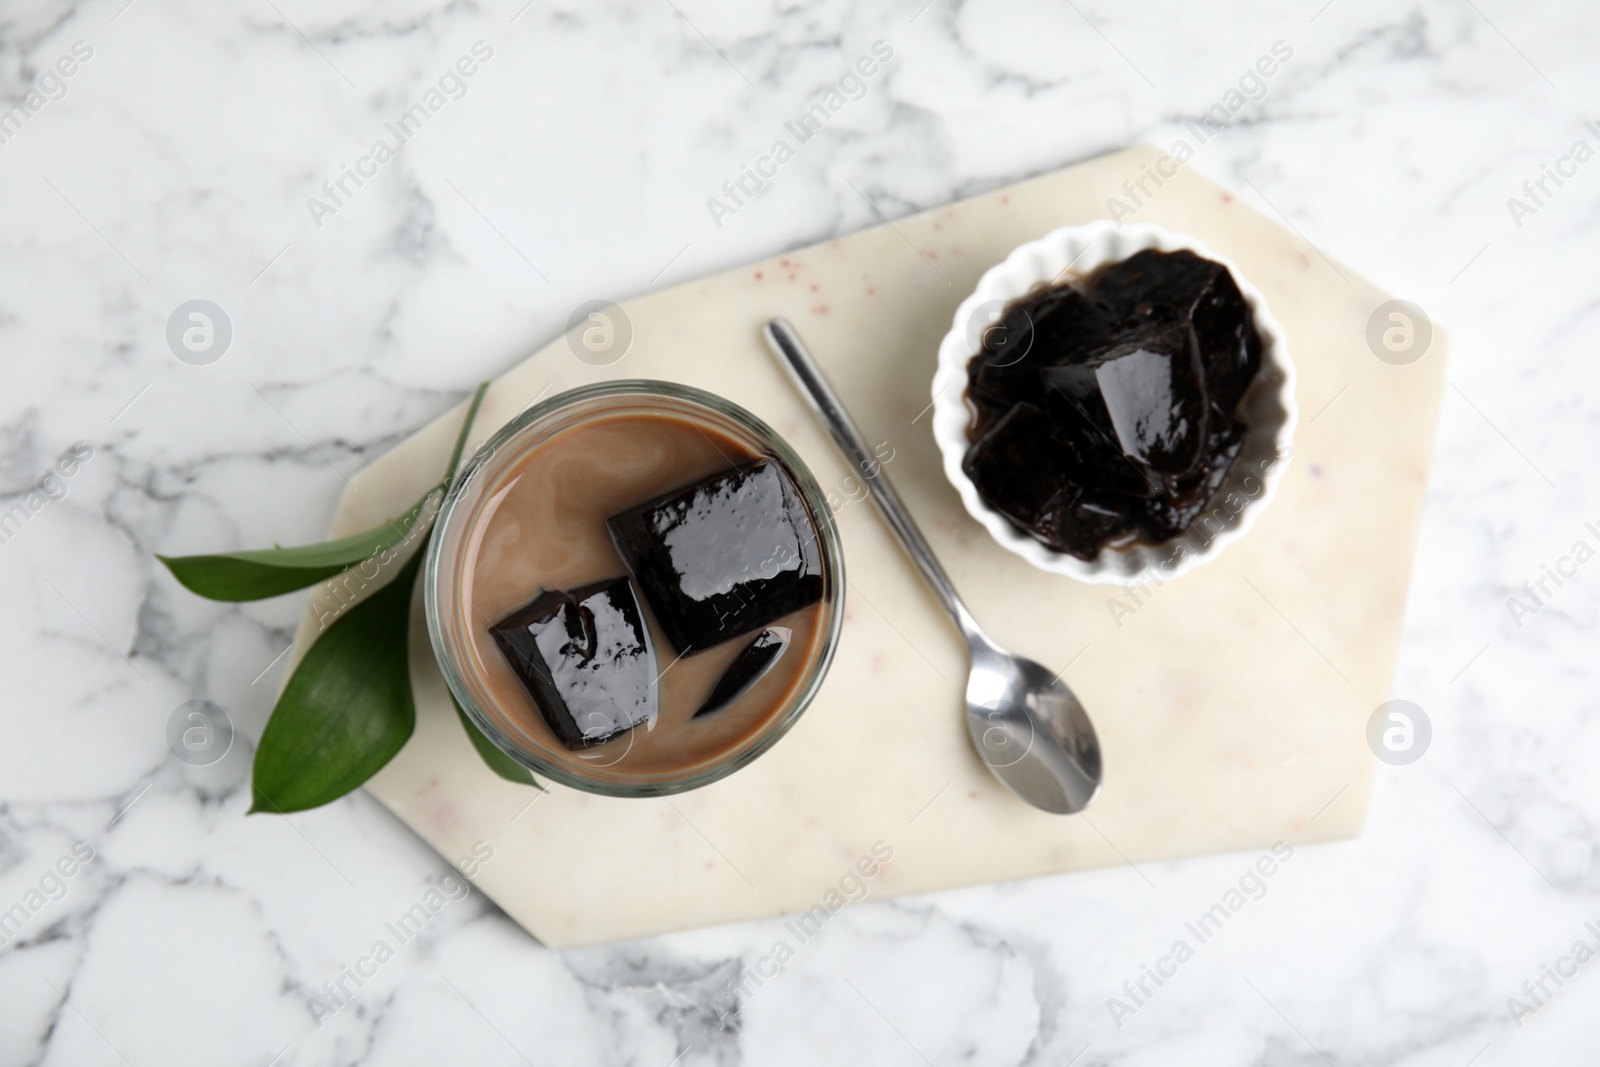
[{"left": 456, "top": 410, "right": 828, "bottom": 779}]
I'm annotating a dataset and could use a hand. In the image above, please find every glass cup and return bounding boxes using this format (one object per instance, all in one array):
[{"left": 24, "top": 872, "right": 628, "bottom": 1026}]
[{"left": 425, "top": 380, "right": 845, "bottom": 797}]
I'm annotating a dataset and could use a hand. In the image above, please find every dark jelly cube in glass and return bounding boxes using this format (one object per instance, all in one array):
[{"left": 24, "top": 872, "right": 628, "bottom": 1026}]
[
  {"left": 694, "top": 627, "right": 790, "bottom": 718},
  {"left": 607, "top": 459, "right": 824, "bottom": 655},
  {"left": 490, "top": 576, "right": 657, "bottom": 750}
]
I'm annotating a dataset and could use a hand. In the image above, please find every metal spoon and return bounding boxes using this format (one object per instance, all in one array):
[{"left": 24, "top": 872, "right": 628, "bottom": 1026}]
[{"left": 763, "top": 318, "right": 1103, "bottom": 815}]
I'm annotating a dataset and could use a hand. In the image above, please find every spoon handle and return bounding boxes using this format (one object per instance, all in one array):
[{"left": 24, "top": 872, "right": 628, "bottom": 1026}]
[{"left": 763, "top": 318, "right": 977, "bottom": 635}]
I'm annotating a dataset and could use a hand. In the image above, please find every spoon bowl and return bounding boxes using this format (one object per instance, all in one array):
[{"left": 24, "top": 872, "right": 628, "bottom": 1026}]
[
  {"left": 965, "top": 636, "right": 1101, "bottom": 813},
  {"left": 763, "top": 318, "right": 1103, "bottom": 815}
]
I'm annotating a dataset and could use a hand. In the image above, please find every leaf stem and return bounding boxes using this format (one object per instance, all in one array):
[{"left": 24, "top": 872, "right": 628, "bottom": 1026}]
[{"left": 444, "top": 381, "right": 492, "bottom": 489}]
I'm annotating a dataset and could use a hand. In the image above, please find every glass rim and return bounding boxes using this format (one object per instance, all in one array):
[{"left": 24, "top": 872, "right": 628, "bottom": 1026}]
[{"left": 424, "top": 379, "right": 846, "bottom": 798}]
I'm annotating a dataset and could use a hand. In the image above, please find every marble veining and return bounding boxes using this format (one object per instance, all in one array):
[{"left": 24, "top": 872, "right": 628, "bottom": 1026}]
[{"left": 2, "top": 0, "right": 1599, "bottom": 1064}]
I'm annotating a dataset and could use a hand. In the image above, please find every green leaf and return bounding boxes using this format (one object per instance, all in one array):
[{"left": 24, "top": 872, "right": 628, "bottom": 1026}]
[
  {"left": 157, "top": 380, "right": 490, "bottom": 603},
  {"left": 249, "top": 553, "right": 423, "bottom": 814},
  {"left": 235, "top": 380, "right": 498, "bottom": 813},
  {"left": 156, "top": 491, "right": 437, "bottom": 602},
  {"left": 453, "top": 698, "right": 541, "bottom": 788}
]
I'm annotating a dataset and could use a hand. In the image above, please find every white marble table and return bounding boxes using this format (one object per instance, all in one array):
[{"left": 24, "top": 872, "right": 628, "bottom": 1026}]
[{"left": 2, "top": 1, "right": 1597, "bottom": 1064}]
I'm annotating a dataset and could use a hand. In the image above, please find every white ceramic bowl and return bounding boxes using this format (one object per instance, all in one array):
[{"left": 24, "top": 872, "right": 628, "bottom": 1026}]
[{"left": 930, "top": 220, "right": 1296, "bottom": 585}]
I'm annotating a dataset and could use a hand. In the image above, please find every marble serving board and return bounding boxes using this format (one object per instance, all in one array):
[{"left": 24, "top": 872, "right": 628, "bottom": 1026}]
[{"left": 285, "top": 145, "right": 1448, "bottom": 948}]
